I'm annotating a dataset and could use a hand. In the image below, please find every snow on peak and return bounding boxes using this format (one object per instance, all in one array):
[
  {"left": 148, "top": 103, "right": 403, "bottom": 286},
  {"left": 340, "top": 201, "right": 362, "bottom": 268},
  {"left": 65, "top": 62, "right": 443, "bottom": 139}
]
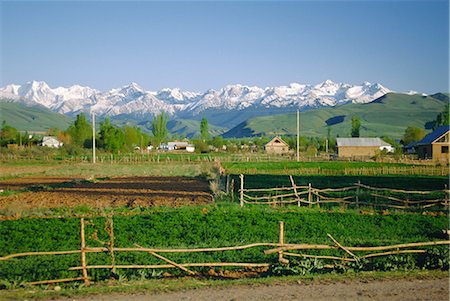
[{"left": 0, "top": 80, "right": 393, "bottom": 117}]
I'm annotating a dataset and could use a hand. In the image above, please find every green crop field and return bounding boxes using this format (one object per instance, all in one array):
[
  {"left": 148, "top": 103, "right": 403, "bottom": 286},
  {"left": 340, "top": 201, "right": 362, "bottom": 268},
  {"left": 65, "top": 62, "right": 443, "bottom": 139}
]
[{"left": 1, "top": 205, "right": 448, "bottom": 283}]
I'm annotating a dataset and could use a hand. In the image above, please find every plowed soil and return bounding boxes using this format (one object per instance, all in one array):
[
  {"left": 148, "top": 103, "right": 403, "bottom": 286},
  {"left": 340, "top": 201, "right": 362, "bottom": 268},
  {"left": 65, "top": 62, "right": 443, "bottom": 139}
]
[{"left": 0, "top": 176, "right": 212, "bottom": 211}]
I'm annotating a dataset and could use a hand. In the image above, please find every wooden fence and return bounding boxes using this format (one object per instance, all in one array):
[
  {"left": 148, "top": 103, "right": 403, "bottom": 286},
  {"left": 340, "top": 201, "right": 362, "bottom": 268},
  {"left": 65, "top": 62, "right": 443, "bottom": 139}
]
[
  {"left": 238, "top": 174, "right": 450, "bottom": 210},
  {"left": 230, "top": 166, "right": 449, "bottom": 176},
  {"left": 0, "top": 218, "right": 448, "bottom": 286}
]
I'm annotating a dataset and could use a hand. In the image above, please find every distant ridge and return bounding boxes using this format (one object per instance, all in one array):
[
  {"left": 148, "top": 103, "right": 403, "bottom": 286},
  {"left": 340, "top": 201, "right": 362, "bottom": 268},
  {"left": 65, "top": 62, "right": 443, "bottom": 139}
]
[
  {"left": 0, "top": 102, "right": 73, "bottom": 132},
  {"left": 222, "top": 93, "right": 449, "bottom": 139}
]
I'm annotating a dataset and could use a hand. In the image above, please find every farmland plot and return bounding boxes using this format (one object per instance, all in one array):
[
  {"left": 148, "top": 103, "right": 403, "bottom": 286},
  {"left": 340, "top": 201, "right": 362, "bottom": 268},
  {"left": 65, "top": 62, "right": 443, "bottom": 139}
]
[{"left": 0, "top": 176, "right": 213, "bottom": 213}]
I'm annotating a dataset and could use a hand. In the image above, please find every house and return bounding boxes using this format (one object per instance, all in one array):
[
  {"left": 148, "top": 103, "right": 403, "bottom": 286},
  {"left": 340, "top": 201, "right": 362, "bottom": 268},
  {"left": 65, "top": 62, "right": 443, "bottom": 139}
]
[
  {"left": 264, "top": 136, "right": 290, "bottom": 155},
  {"left": 415, "top": 126, "right": 449, "bottom": 162},
  {"left": 41, "top": 136, "right": 63, "bottom": 148},
  {"left": 159, "top": 141, "right": 194, "bottom": 152},
  {"left": 336, "top": 137, "right": 392, "bottom": 158}
]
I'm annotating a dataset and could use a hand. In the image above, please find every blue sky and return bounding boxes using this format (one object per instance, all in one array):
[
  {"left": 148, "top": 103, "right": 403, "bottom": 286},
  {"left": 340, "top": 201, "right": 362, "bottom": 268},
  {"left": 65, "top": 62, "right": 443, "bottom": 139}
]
[{"left": 1, "top": 1, "right": 449, "bottom": 93}]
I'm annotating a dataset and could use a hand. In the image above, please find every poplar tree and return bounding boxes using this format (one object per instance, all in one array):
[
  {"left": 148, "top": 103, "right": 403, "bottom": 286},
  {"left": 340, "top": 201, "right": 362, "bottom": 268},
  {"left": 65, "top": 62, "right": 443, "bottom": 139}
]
[{"left": 152, "top": 112, "right": 169, "bottom": 146}]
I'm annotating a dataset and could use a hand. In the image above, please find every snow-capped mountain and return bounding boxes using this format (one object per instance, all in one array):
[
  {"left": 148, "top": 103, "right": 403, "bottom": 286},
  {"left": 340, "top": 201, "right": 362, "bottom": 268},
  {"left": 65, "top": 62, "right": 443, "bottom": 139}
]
[{"left": 0, "top": 80, "right": 391, "bottom": 119}]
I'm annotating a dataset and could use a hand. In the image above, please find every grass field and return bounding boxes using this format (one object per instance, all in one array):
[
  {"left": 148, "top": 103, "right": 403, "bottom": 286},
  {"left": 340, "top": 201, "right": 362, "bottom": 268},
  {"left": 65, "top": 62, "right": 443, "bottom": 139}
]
[{"left": 0, "top": 161, "right": 216, "bottom": 180}]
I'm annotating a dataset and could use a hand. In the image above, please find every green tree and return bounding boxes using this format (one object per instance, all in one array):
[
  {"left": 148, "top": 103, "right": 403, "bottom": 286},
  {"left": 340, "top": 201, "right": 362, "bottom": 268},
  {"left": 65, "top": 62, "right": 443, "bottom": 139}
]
[
  {"left": 67, "top": 113, "right": 92, "bottom": 147},
  {"left": 433, "top": 104, "right": 449, "bottom": 130},
  {"left": 123, "top": 126, "right": 150, "bottom": 151},
  {"left": 401, "top": 126, "right": 426, "bottom": 145},
  {"left": 98, "top": 117, "right": 124, "bottom": 153},
  {"left": 0, "top": 121, "right": 18, "bottom": 146},
  {"left": 351, "top": 116, "right": 361, "bottom": 137},
  {"left": 200, "top": 118, "right": 209, "bottom": 140},
  {"left": 152, "top": 112, "right": 169, "bottom": 147},
  {"left": 123, "top": 125, "right": 139, "bottom": 150},
  {"left": 211, "top": 135, "right": 225, "bottom": 149}
]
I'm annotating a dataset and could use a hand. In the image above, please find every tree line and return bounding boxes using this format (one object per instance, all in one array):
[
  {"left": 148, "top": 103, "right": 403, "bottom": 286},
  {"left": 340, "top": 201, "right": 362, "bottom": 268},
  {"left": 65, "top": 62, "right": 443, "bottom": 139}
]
[{"left": 1, "top": 105, "right": 448, "bottom": 155}]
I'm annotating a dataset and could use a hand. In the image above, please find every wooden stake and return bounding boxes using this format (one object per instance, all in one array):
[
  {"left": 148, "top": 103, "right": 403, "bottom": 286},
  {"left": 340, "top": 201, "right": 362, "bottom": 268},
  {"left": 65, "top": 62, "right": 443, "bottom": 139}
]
[
  {"left": 239, "top": 174, "right": 244, "bottom": 207},
  {"left": 135, "top": 244, "right": 197, "bottom": 275},
  {"left": 278, "top": 221, "right": 289, "bottom": 264},
  {"left": 80, "top": 218, "right": 90, "bottom": 286},
  {"left": 108, "top": 216, "right": 116, "bottom": 274},
  {"left": 445, "top": 184, "right": 449, "bottom": 208},
  {"left": 231, "top": 179, "right": 235, "bottom": 202},
  {"left": 289, "top": 175, "right": 301, "bottom": 207},
  {"left": 308, "top": 183, "right": 312, "bottom": 208},
  {"left": 327, "top": 233, "right": 358, "bottom": 261},
  {"left": 28, "top": 277, "right": 86, "bottom": 286},
  {"left": 356, "top": 180, "right": 360, "bottom": 208}
]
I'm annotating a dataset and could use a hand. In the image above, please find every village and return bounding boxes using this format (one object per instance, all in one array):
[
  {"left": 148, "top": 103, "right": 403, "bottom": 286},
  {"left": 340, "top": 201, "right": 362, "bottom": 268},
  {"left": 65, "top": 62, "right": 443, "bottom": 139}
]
[{"left": 3, "top": 122, "right": 449, "bottom": 165}]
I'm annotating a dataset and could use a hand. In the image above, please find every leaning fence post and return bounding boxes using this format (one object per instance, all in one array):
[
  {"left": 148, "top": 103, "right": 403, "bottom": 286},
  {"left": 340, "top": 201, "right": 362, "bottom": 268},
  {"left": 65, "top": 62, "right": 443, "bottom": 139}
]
[
  {"left": 80, "top": 218, "right": 90, "bottom": 286},
  {"left": 289, "top": 175, "right": 301, "bottom": 207},
  {"left": 239, "top": 174, "right": 244, "bottom": 207}
]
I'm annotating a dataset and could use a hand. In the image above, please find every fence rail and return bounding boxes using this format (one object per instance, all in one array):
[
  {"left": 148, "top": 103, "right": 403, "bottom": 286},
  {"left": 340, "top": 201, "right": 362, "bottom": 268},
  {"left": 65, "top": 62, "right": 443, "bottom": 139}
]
[
  {"left": 0, "top": 218, "right": 448, "bottom": 286},
  {"left": 238, "top": 175, "right": 450, "bottom": 210}
]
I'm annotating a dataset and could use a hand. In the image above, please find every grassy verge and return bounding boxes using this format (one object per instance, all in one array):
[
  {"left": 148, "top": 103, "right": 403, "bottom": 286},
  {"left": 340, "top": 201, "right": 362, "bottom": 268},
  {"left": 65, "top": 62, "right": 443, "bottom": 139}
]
[
  {"left": 0, "top": 161, "right": 216, "bottom": 179},
  {"left": 1, "top": 270, "right": 447, "bottom": 301}
]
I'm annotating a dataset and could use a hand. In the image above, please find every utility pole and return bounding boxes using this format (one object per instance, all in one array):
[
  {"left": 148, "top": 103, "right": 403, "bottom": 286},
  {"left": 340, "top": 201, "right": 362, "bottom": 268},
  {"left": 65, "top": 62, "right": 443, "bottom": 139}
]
[
  {"left": 92, "top": 112, "right": 96, "bottom": 164},
  {"left": 296, "top": 110, "right": 300, "bottom": 162}
]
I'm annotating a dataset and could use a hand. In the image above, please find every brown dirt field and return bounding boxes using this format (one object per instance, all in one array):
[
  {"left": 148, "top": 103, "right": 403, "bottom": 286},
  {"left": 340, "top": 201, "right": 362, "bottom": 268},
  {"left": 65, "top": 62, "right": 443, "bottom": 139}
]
[{"left": 0, "top": 176, "right": 213, "bottom": 212}]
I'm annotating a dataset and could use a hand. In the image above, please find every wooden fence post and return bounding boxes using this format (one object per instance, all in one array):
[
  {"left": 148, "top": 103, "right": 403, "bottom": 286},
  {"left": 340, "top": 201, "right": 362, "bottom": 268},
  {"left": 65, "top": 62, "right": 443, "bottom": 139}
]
[
  {"left": 231, "top": 179, "right": 235, "bottom": 202},
  {"left": 278, "top": 221, "right": 288, "bottom": 264},
  {"left": 308, "top": 183, "right": 312, "bottom": 208},
  {"left": 239, "top": 174, "right": 244, "bottom": 207},
  {"left": 289, "top": 175, "right": 301, "bottom": 207},
  {"left": 356, "top": 180, "right": 360, "bottom": 208},
  {"left": 445, "top": 184, "right": 449, "bottom": 208},
  {"left": 80, "top": 218, "right": 90, "bottom": 286},
  {"left": 108, "top": 216, "right": 116, "bottom": 275},
  {"left": 226, "top": 175, "right": 230, "bottom": 194}
]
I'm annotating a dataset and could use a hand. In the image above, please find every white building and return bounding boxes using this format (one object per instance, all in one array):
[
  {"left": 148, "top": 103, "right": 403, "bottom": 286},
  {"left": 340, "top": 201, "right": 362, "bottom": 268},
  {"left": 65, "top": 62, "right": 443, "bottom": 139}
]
[
  {"left": 42, "top": 136, "right": 63, "bottom": 148},
  {"left": 159, "top": 141, "right": 191, "bottom": 151}
]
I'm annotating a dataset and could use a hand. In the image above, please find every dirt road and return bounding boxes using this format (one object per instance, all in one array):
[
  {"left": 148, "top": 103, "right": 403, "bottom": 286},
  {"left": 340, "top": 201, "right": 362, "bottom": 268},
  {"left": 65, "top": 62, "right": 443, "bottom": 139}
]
[{"left": 72, "top": 278, "right": 448, "bottom": 301}]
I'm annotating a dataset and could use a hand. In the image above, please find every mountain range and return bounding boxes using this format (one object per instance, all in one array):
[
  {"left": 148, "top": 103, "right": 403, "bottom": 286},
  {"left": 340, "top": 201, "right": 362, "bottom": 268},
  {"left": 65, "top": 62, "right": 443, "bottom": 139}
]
[
  {"left": 1, "top": 80, "right": 390, "bottom": 127},
  {"left": 2, "top": 80, "right": 446, "bottom": 139}
]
